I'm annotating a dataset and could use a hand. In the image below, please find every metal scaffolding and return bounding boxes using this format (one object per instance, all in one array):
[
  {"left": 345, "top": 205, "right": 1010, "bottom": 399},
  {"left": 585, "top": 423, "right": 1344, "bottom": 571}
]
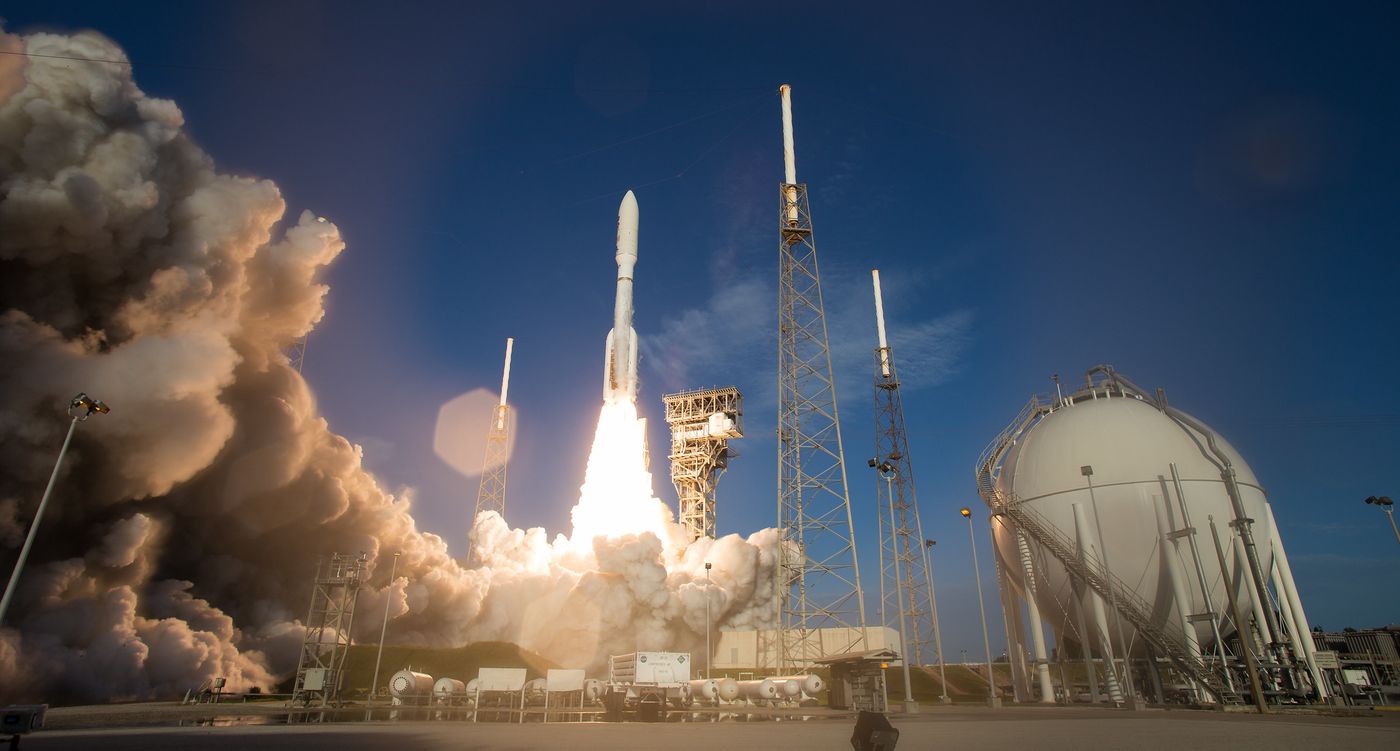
[
  {"left": 291, "top": 552, "right": 367, "bottom": 708},
  {"left": 662, "top": 387, "right": 744, "bottom": 540},
  {"left": 289, "top": 334, "right": 309, "bottom": 373},
  {"left": 773, "top": 83, "right": 867, "bottom": 671},
  {"left": 870, "top": 291, "right": 942, "bottom": 669},
  {"left": 471, "top": 338, "right": 514, "bottom": 554}
]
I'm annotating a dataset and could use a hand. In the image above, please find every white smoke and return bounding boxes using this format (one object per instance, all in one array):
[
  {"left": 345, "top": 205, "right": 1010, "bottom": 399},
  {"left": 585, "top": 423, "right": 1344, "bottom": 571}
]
[{"left": 0, "top": 26, "right": 777, "bottom": 704}]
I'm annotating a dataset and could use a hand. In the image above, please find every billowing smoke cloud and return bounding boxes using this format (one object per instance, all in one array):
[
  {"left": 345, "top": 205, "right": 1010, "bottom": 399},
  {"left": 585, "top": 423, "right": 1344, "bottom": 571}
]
[{"left": 0, "top": 27, "right": 777, "bottom": 704}]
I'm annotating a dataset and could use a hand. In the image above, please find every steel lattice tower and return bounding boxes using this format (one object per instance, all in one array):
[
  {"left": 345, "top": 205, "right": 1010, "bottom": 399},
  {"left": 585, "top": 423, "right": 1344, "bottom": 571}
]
[
  {"left": 291, "top": 552, "right": 366, "bottom": 708},
  {"left": 663, "top": 387, "right": 744, "bottom": 540},
  {"left": 471, "top": 338, "right": 514, "bottom": 554},
  {"left": 870, "top": 270, "right": 943, "bottom": 668},
  {"left": 773, "top": 84, "right": 868, "bottom": 671}
]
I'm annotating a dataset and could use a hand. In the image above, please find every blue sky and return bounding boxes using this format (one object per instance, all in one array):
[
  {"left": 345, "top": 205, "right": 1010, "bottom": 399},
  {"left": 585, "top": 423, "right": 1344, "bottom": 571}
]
[{"left": 8, "top": 1, "right": 1397, "bottom": 658}]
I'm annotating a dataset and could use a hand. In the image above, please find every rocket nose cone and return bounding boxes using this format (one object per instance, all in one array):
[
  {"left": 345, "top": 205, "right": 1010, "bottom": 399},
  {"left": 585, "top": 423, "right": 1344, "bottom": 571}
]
[{"left": 616, "top": 189, "right": 639, "bottom": 260}]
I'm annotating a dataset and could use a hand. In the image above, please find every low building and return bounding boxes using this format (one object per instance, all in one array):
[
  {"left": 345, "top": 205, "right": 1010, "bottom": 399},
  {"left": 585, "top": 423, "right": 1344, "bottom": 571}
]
[{"left": 713, "top": 627, "right": 901, "bottom": 670}]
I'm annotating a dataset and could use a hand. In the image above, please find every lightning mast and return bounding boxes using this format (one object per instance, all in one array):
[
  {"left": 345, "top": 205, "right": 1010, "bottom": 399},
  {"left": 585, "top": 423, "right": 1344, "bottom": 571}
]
[
  {"left": 471, "top": 338, "right": 513, "bottom": 551},
  {"left": 870, "top": 269, "right": 942, "bottom": 670},
  {"left": 773, "top": 84, "right": 868, "bottom": 670}
]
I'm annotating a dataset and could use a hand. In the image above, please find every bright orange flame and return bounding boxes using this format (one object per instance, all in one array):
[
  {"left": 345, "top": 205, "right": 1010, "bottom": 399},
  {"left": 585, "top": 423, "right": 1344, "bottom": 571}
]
[{"left": 568, "top": 399, "right": 681, "bottom": 553}]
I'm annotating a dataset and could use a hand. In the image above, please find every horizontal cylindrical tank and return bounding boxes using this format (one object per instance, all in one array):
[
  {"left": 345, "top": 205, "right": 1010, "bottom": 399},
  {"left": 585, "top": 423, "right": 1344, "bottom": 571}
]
[
  {"left": 688, "top": 679, "right": 718, "bottom": 704},
  {"left": 389, "top": 669, "right": 434, "bottom": 699},
  {"left": 737, "top": 678, "right": 778, "bottom": 702},
  {"left": 521, "top": 677, "right": 548, "bottom": 705},
  {"left": 991, "top": 391, "right": 1275, "bottom": 656},
  {"left": 770, "top": 678, "right": 801, "bottom": 700},
  {"left": 583, "top": 678, "right": 604, "bottom": 703},
  {"left": 432, "top": 677, "right": 466, "bottom": 704},
  {"left": 772, "top": 674, "right": 824, "bottom": 697},
  {"left": 715, "top": 677, "right": 740, "bottom": 702}
]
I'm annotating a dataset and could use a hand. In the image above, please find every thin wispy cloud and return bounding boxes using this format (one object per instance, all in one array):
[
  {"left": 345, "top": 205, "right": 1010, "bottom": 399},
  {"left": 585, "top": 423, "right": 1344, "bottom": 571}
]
[{"left": 641, "top": 264, "right": 973, "bottom": 436}]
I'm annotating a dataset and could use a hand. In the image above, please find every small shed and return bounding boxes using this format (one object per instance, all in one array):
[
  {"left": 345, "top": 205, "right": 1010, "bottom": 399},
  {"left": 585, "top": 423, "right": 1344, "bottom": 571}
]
[{"left": 815, "top": 649, "right": 896, "bottom": 712}]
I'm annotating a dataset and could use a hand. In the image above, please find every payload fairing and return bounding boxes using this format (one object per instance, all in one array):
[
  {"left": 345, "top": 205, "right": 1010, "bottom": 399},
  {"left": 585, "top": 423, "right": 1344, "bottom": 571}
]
[{"left": 604, "top": 190, "right": 640, "bottom": 403}]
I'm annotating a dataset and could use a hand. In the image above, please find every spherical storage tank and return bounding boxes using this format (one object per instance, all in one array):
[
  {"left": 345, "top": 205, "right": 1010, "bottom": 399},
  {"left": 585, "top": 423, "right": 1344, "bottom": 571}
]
[{"left": 986, "top": 375, "right": 1274, "bottom": 658}]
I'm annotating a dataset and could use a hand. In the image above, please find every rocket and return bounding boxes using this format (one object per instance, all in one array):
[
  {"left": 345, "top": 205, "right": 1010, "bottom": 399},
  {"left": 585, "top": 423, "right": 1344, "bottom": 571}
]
[{"left": 604, "top": 190, "right": 639, "bottom": 403}]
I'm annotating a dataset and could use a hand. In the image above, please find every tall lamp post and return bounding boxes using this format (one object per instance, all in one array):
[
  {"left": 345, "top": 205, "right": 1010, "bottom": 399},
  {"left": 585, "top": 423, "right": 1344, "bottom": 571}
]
[
  {"left": 368, "top": 550, "right": 401, "bottom": 716},
  {"left": 873, "top": 459, "right": 918, "bottom": 714},
  {"left": 0, "top": 393, "right": 109, "bottom": 627},
  {"left": 961, "top": 507, "right": 1001, "bottom": 708},
  {"left": 1082, "top": 465, "right": 1139, "bottom": 710},
  {"left": 1364, "top": 497, "right": 1399, "bottom": 546},
  {"left": 704, "top": 562, "right": 713, "bottom": 680},
  {"left": 922, "top": 539, "right": 950, "bottom": 704}
]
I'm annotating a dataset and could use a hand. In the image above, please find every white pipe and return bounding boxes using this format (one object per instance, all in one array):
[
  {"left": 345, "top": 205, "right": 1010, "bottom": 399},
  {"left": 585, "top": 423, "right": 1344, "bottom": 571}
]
[
  {"left": 1269, "top": 556, "right": 1308, "bottom": 689},
  {"left": 1151, "top": 489, "right": 1204, "bottom": 702},
  {"left": 1073, "top": 502, "right": 1124, "bottom": 703},
  {"left": 779, "top": 84, "right": 797, "bottom": 184},
  {"left": 1233, "top": 534, "right": 1272, "bottom": 664},
  {"left": 779, "top": 84, "right": 798, "bottom": 226},
  {"left": 1017, "top": 530, "right": 1055, "bottom": 703},
  {"left": 1266, "top": 504, "right": 1329, "bottom": 699},
  {"left": 872, "top": 269, "right": 892, "bottom": 377},
  {"left": 499, "top": 338, "right": 513, "bottom": 407},
  {"left": 1151, "top": 491, "right": 1202, "bottom": 660},
  {"left": 994, "top": 546, "right": 1030, "bottom": 702}
]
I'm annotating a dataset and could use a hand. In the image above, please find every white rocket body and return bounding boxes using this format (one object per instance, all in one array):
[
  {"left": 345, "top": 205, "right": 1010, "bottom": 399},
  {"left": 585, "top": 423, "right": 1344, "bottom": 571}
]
[{"left": 604, "top": 190, "right": 640, "bottom": 403}]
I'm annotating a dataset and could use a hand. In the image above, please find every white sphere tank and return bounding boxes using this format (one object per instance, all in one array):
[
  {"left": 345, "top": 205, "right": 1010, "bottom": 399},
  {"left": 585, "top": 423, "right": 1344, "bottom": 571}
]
[{"left": 992, "top": 391, "right": 1273, "bottom": 656}]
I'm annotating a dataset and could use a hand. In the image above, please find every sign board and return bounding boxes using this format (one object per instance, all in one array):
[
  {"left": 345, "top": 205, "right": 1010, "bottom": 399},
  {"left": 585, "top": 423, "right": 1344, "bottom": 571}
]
[
  {"left": 634, "top": 651, "right": 691, "bottom": 684},
  {"left": 302, "top": 668, "right": 326, "bottom": 692},
  {"left": 477, "top": 667, "right": 527, "bottom": 692},
  {"left": 1342, "top": 669, "right": 1370, "bottom": 687},
  {"left": 546, "top": 669, "right": 585, "bottom": 692},
  {"left": 1312, "top": 650, "right": 1340, "bottom": 670}
]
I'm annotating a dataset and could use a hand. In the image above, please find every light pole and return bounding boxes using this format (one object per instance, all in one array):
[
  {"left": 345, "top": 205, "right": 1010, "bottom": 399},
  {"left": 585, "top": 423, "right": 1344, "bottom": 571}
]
[
  {"left": 0, "top": 393, "right": 109, "bottom": 627},
  {"left": 1365, "top": 497, "right": 1399, "bottom": 546},
  {"left": 873, "top": 460, "right": 918, "bottom": 713},
  {"left": 369, "top": 551, "right": 401, "bottom": 715},
  {"left": 961, "top": 506, "right": 1001, "bottom": 708},
  {"left": 1081, "top": 465, "right": 1139, "bottom": 710},
  {"left": 922, "top": 539, "right": 950, "bottom": 704},
  {"left": 704, "top": 562, "right": 713, "bottom": 680}
]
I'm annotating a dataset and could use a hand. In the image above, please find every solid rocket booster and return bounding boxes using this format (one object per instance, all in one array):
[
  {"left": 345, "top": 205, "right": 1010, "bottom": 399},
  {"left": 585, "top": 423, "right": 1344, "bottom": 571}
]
[{"left": 604, "top": 190, "right": 639, "bottom": 403}]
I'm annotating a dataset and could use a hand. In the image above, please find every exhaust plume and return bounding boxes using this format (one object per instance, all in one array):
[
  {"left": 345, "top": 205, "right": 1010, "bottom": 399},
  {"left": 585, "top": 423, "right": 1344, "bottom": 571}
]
[{"left": 0, "top": 27, "right": 777, "bottom": 704}]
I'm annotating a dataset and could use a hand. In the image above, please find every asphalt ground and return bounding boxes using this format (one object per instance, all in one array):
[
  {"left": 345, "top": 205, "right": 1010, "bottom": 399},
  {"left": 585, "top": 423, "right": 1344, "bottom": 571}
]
[{"left": 16, "top": 704, "right": 1400, "bottom": 750}]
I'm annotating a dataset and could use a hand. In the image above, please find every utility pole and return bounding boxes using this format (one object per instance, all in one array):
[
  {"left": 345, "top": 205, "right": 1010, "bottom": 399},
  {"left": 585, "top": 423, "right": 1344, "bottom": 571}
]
[{"left": 0, "top": 394, "right": 109, "bottom": 626}]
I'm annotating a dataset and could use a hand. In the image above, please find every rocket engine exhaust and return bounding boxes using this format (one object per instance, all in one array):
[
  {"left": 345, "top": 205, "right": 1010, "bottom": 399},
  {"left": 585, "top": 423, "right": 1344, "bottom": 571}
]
[{"left": 604, "top": 190, "right": 640, "bottom": 403}]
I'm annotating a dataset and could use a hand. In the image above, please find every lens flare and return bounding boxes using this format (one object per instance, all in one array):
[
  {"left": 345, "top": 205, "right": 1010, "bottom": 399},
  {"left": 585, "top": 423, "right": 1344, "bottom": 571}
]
[{"left": 569, "top": 398, "right": 684, "bottom": 554}]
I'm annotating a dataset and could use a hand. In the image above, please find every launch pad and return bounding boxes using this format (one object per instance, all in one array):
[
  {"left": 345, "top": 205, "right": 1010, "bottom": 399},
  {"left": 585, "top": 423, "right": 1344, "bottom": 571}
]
[{"left": 26, "top": 703, "right": 1400, "bottom": 751}]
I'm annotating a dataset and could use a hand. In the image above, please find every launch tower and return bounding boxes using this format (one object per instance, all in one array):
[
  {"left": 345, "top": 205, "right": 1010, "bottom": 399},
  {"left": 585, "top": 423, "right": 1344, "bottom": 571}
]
[
  {"left": 471, "top": 338, "right": 514, "bottom": 551},
  {"left": 291, "top": 552, "right": 366, "bottom": 708},
  {"left": 773, "top": 84, "right": 868, "bottom": 670},
  {"left": 663, "top": 386, "right": 744, "bottom": 540}
]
